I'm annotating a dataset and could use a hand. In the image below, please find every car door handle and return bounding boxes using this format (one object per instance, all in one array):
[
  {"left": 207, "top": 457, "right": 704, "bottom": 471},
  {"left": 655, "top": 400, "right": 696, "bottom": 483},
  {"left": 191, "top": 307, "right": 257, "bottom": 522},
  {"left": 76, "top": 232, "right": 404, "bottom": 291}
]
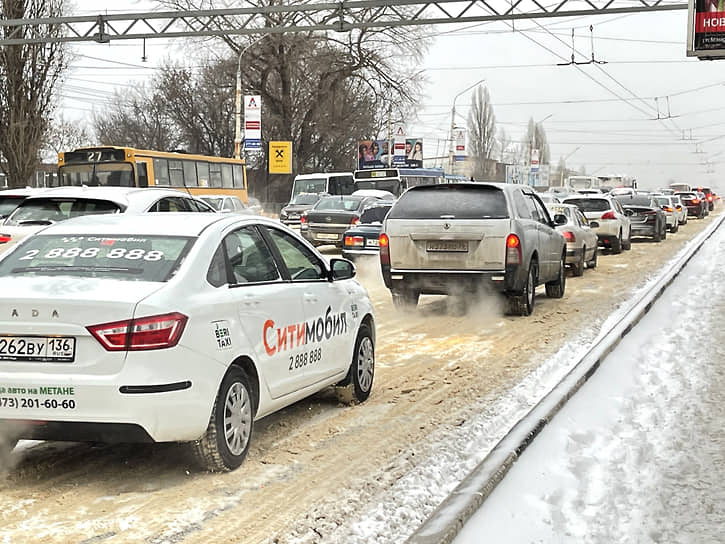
[
  {"left": 241, "top": 295, "right": 260, "bottom": 307},
  {"left": 303, "top": 293, "right": 318, "bottom": 303}
]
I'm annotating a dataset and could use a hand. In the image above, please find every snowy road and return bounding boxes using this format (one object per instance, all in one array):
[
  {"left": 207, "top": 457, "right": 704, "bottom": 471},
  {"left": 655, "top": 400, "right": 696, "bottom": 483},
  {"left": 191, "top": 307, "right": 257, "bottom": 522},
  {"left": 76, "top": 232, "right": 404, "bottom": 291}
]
[
  {"left": 0, "top": 210, "right": 721, "bottom": 544},
  {"left": 454, "top": 214, "right": 725, "bottom": 543}
]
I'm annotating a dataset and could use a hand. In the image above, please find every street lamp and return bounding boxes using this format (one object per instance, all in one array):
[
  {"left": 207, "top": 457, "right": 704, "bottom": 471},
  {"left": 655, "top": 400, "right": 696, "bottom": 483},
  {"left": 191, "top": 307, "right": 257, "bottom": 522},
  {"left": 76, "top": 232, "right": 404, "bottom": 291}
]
[
  {"left": 448, "top": 78, "right": 486, "bottom": 170},
  {"left": 234, "top": 35, "right": 270, "bottom": 159}
]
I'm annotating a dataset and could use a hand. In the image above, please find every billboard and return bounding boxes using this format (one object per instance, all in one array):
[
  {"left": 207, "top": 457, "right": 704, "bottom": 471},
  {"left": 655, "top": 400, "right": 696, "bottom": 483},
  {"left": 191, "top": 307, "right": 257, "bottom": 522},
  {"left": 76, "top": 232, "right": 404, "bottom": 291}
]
[
  {"left": 687, "top": 0, "right": 725, "bottom": 58},
  {"left": 454, "top": 129, "right": 466, "bottom": 162},
  {"left": 357, "top": 139, "right": 423, "bottom": 169},
  {"left": 244, "top": 95, "right": 261, "bottom": 149}
]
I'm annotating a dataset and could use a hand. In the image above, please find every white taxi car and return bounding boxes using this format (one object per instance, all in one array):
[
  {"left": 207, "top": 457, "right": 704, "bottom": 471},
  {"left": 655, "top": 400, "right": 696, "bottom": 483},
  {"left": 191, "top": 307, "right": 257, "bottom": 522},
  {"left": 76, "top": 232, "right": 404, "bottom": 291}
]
[{"left": 0, "top": 213, "right": 375, "bottom": 471}]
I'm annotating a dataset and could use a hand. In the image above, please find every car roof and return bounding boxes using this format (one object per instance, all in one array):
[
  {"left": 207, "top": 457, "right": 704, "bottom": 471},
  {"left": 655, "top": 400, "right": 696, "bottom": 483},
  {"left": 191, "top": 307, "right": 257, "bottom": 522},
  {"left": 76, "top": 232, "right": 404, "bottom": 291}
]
[
  {"left": 30, "top": 211, "right": 274, "bottom": 238},
  {"left": 0, "top": 187, "right": 44, "bottom": 196},
  {"left": 20, "top": 186, "right": 202, "bottom": 209}
]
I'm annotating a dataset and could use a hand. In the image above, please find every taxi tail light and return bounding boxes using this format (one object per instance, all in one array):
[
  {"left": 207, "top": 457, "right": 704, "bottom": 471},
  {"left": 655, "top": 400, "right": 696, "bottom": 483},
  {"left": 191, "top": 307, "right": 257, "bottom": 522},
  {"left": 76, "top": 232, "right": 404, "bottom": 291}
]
[
  {"left": 0, "top": 234, "right": 11, "bottom": 244},
  {"left": 505, "top": 234, "right": 521, "bottom": 266},
  {"left": 562, "top": 231, "right": 576, "bottom": 243},
  {"left": 88, "top": 312, "right": 188, "bottom": 351},
  {"left": 379, "top": 233, "right": 390, "bottom": 265},
  {"left": 345, "top": 235, "right": 364, "bottom": 247},
  {"left": 601, "top": 211, "right": 616, "bottom": 220}
]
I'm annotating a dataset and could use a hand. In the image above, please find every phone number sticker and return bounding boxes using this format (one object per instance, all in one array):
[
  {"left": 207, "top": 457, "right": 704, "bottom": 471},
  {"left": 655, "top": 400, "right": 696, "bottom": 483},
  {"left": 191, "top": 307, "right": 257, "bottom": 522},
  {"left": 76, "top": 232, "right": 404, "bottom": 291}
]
[{"left": 0, "top": 397, "right": 77, "bottom": 410}]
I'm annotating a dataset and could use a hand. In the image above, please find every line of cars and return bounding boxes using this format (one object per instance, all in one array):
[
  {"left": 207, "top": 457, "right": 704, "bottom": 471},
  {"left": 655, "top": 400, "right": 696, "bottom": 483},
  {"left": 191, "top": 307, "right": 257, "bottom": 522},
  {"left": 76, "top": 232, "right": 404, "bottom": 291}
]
[
  {"left": 313, "top": 181, "right": 718, "bottom": 317},
  {"left": 0, "top": 186, "right": 376, "bottom": 472}
]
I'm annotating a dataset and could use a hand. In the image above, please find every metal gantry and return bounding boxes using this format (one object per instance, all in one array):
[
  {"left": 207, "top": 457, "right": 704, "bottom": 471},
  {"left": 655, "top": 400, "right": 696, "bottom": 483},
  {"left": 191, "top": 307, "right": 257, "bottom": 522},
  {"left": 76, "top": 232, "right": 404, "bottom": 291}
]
[{"left": 0, "top": 0, "right": 687, "bottom": 46}]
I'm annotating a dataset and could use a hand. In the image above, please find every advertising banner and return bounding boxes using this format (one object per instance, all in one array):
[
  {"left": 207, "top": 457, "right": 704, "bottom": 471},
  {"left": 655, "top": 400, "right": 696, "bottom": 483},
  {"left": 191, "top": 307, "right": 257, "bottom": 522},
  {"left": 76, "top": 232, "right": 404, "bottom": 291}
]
[
  {"left": 244, "top": 95, "right": 261, "bottom": 150},
  {"left": 269, "top": 141, "right": 292, "bottom": 174},
  {"left": 530, "top": 149, "right": 540, "bottom": 172},
  {"left": 454, "top": 129, "right": 467, "bottom": 162},
  {"left": 688, "top": 0, "right": 725, "bottom": 58},
  {"left": 358, "top": 138, "right": 423, "bottom": 169}
]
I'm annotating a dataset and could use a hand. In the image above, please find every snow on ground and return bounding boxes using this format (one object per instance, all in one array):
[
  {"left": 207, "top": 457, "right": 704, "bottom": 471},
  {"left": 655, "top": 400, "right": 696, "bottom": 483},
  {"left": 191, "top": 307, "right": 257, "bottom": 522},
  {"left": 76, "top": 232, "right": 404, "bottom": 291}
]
[
  {"left": 305, "top": 228, "right": 721, "bottom": 543},
  {"left": 454, "top": 221, "right": 725, "bottom": 543}
]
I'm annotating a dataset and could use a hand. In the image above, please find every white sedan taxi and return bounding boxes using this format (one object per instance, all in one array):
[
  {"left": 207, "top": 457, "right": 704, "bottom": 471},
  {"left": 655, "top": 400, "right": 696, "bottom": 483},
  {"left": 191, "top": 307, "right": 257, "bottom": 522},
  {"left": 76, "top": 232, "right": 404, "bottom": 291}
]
[{"left": 0, "top": 213, "right": 375, "bottom": 471}]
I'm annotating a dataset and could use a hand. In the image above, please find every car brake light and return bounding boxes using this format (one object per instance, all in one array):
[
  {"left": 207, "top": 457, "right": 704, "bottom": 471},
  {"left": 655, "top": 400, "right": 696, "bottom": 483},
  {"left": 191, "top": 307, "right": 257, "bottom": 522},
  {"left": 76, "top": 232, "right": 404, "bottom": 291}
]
[
  {"left": 345, "top": 235, "right": 364, "bottom": 247},
  {"left": 601, "top": 211, "right": 616, "bottom": 220},
  {"left": 0, "top": 234, "right": 11, "bottom": 244},
  {"left": 300, "top": 215, "right": 307, "bottom": 224},
  {"left": 664, "top": 206, "right": 673, "bottom": 213},
  {"left": 379, "top": 233, "right": 390, "bottom": 265},
  {"left": 692, "top": 198, "right": 700, "bottom": 204},
  {"left": 88, "top": 312, "right": 188, "bottom": 351},
  {"left": 350, "top": 217, "right": 360, "bottom": 226},
  {"left": 708, "top": 195, "right": 713, "bottom": 201},
  {"left": 562, "top": 231, "right": 575, "bottom": 242},
  {"left": 506, "top": 234, "right": 521, "bottom": 265}
]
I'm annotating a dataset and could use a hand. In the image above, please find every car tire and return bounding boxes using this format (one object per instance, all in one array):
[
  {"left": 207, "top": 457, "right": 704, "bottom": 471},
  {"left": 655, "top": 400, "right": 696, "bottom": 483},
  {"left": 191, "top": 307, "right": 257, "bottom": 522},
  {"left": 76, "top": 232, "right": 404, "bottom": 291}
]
[
  {"left": 573, "top": 247, "right": 585, "bottom": 277},
  {"left": 662, "top": 223, "right": 667, "bottom": 239},
  {"left": 670, "top": 222, "right": 679, "bottom": 233},
  {"left": 611, "top": 233, "right": 623, "bottom": 254},
  {"left": 507, "top": 260, "right": 536, "bottom": 316},
  {"left": 621, "top": 230, "right": 632, "bottom": 250},
  {"left": 653, "top": 227, "right": 662, "bottom": 242},
  {"left": 545, "top": 254, "right": 566, "bottom": 298},
  {"left": 587, "top": 246, "right": 598, "bottom": 269},
  {"left": 391, "top": 289, "right": 419, "bottom": 310},
  {"left": 190, "top": 366, "right": 255, "bottom": 472},
  {"left": 339, "top": 324, "right": 375, "bottom": 403}
]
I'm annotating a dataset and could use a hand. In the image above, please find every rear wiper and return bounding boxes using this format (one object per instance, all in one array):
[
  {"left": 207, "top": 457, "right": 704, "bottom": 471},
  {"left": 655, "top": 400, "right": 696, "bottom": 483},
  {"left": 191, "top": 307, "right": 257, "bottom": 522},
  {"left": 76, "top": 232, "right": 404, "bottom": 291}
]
[{"left": 10, "top": 265, "right": 143, "bottom": 274}]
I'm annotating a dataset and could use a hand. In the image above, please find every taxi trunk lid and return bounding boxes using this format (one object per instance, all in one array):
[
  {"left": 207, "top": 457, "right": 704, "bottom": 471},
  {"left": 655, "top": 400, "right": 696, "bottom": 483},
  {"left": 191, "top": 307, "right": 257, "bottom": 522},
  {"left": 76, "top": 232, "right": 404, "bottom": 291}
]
[{"left": 0, "top": 277, "right": 164, "bottom": 374}]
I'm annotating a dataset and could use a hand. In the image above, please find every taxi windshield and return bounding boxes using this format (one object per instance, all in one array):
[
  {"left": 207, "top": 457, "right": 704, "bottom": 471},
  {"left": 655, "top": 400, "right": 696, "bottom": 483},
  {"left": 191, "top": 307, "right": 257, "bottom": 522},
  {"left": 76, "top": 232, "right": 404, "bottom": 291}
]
[{"left": 0, "top": 234, "right": 194, "bottom": 282}]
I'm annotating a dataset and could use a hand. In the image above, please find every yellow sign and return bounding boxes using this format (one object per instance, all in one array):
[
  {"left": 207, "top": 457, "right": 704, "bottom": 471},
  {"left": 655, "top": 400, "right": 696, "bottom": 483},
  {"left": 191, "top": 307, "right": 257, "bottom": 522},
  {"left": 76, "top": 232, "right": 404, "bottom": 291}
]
[{"left": 269, "top": 141, "right": 292, "bottom": 174}]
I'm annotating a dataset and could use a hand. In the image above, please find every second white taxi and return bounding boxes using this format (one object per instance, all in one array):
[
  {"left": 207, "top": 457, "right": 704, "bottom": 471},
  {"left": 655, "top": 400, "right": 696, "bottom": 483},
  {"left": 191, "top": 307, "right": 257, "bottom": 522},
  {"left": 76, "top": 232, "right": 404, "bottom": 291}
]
[{"left": 0, "top": 213, "right": 375, "bottom": 471}]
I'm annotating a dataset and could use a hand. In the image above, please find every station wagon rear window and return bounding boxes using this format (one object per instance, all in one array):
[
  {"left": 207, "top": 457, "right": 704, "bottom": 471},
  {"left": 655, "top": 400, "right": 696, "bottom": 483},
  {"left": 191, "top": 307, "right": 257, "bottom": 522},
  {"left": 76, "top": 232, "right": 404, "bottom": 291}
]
[
  {"left": 564, "top": 198, "right": 610, "bottom": 212},
  {"left": 4, "top": 198, "right": 122, "bottom": 226},
  {"left": 0, "top": 234, "right": 193, "bottom": 282},
  {"left": 388, "top": 186, "right": 508, "bottom": 220}
]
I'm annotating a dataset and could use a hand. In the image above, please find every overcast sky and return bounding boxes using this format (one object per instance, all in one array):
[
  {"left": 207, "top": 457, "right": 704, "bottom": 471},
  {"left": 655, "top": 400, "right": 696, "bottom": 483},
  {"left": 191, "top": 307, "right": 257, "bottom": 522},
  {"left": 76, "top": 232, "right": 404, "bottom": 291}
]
[{"left": 62, "top": 2, "right": 725, "bottom": 191}]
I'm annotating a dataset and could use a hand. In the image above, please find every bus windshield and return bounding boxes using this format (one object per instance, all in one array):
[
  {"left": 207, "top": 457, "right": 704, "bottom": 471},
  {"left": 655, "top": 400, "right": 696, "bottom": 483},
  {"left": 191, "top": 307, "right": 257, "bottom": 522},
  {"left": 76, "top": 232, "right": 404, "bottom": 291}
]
[
  {"left": 59, "top": 163, "right": 135, "bottom": 187},
  {"left": 291, "top": 178, "right": 327, "bottom": 199},
  {"left": 353, "top": 179, "right": 402, "bottom": 196},
  {"left": 567, "top": 176, "right": 596, "bottom": 190}
]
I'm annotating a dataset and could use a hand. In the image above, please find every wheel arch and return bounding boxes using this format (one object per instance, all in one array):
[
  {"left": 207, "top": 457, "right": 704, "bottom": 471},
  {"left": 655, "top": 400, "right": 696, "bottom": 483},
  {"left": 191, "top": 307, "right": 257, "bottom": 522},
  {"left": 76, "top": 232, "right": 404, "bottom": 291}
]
[
  {"left": 228, "top": 355, "right": 260, "bottom": 415},
  {"left": 360, "top": 313, "right": 375, "bottom": 345}
]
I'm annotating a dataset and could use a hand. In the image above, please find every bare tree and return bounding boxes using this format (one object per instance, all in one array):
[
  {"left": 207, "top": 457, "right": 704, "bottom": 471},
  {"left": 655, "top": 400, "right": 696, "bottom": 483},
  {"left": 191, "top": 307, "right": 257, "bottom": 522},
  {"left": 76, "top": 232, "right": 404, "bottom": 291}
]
[
  {"left": 0, "top": 0, "right": 67, "bottom": 187},
  {"left": 43, "top": 115, "right": 92, "bottom": 159},
  {"left": 467, "top": 86, "right": 497, "bottom": 180},
  {"left": 524, "top": 117, "right": 551, "bottom": 166},
  {"left": 94, "top": 83, "right": 183, "bottom": 151}
]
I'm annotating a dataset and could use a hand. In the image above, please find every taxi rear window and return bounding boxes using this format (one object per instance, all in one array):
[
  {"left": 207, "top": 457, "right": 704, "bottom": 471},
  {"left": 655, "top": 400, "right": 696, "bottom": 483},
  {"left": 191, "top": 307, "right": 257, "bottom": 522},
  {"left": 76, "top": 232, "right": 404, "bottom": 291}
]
[{"left": 0, "top": 234, "right": 194, "bottom": 282}]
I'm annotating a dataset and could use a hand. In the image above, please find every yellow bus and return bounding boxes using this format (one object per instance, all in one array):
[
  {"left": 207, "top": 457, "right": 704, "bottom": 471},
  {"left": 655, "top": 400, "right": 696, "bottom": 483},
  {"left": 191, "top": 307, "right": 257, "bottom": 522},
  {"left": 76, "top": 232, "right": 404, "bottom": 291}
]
[{"left": 57, "top": 146, "right": 248, "bottom": 203}]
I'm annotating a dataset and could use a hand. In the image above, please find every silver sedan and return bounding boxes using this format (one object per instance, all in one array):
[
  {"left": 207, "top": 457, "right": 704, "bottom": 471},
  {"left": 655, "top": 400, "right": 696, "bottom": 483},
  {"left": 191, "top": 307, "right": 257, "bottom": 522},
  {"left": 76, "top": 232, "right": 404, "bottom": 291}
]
[{"left": 547, "top": 203, "right": 599, "bottom": 276}]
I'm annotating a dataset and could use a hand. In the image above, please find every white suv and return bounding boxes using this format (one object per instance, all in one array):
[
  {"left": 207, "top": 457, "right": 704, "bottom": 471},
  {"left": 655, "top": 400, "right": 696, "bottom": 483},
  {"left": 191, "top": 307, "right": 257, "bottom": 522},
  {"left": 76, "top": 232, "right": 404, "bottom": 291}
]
[{"left": 563, "top": 194, "right": 632, "bottom": 254}]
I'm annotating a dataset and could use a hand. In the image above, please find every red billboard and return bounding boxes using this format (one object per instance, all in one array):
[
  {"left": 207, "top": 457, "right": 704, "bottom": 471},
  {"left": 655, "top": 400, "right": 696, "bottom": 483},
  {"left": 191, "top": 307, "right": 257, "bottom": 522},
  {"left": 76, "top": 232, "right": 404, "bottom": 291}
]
[{"left": 688, "top": 0, "right": 725, "bottom": 58}]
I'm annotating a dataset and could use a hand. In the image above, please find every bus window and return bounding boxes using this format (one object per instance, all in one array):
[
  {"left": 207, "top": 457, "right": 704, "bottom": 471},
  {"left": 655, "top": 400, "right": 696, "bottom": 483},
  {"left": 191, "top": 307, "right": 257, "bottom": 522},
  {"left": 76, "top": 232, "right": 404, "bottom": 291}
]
[
  {"left": 183, "top": 161, "right": 197, "bottom": 186},
  {"left": 197, "top": 161, "right": 210, "bottom": 187},
  {"left": 232, "top": 164, "right": 245, "bottom": 188},
  {"left": 221, "top": 164, "right": 233, "bottom": 188},
  {"left": 210, "top": 163, "right": 222, "bottom": 188},
  {"left": 328, "top": 177, "right": 339, "bottom": 195},
  {"left": 169, "top": 160, "right": 185, "bottom": 187},
  {"left": 332, "top": 175, "right": 354, "bottom": 194},
  {"left": 136, "top": 162, "right": 149, "bottom": 188},
  {"left": 153, "top": 158, "right": 170, "bottom": 186}
]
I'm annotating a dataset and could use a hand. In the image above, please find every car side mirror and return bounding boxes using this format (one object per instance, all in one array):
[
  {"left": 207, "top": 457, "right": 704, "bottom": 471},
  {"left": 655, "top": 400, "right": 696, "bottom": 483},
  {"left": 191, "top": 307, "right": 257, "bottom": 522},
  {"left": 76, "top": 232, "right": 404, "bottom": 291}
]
[
  {"left": 624, "top": 209, "right": 634, "bottom": 216},
  {"left": 553, "top": 214, "right": 568, "bottom": 226},
  {"left": 330, "top": 258, "right": 356, "bottom": 281}
]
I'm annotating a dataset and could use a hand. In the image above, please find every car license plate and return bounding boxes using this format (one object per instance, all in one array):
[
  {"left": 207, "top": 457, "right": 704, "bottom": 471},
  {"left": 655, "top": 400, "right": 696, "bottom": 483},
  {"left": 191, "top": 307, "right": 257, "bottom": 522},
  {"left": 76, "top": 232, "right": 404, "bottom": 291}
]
[
  {"left": 288, "top": 214, "right": 299, "bottom": 219},
  {"left": 426, "top": 241, "right": 468, "bottom": 252},
  {"left": 316, "top": 233, "right": 339, "bottom": 240},
  {"left": 366, "top": 238, "right": 380, "bottom": 247},
  {"left": 0, "top": 336, "right": 75, "bottom": 362}
]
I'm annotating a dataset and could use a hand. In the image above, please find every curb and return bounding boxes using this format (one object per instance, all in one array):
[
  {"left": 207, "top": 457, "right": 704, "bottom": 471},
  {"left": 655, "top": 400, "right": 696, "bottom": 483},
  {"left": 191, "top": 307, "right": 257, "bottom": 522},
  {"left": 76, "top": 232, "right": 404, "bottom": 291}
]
[{"left": 406, "top": 212, "right": 725, "bottom": 544}]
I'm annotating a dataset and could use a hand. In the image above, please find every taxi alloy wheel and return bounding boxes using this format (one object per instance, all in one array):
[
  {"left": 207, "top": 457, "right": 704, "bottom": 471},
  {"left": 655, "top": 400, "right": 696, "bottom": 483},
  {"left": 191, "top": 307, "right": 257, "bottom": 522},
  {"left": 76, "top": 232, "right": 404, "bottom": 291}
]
[
  {"left": 352, "top": 324, "right": 375, "bottom": 402},
  {"left": 191, "top": 367, "right": 255, "bottom": 472}
]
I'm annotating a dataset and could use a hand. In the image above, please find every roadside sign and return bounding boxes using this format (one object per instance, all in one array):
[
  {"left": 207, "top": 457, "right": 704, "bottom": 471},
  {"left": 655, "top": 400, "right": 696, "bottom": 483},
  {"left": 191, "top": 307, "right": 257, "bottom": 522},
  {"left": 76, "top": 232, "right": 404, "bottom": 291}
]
[
  {"left": 454, "top": 129, "right": 466, "bottom": 162},
  {"left": 687, "top": 0, "right": 725, "bottom": 58},
  {"left": 244, "top": 95, "right": 261, "bottom": 150},
  {"left": 531, "top": 149, "right": 540, "bottom": 172},
  {"left": 269, "top": 141, "right": 292, "bottom": 174}
]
